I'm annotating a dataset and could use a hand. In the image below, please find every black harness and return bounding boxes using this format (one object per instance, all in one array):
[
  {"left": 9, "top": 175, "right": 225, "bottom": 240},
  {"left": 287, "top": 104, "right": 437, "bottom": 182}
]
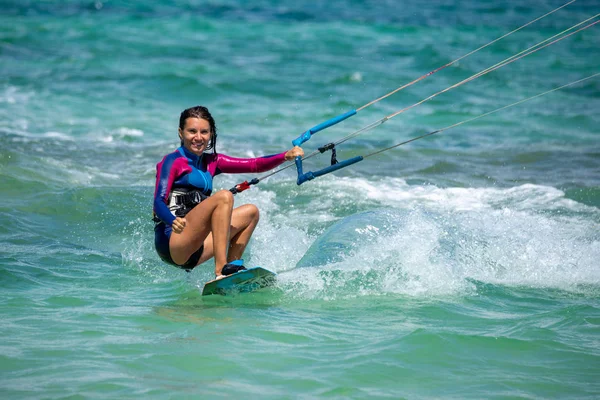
[
  {"left": 170, "top": 189, "right": 208, "bottom": 217},
  {"left": 153, "top": 189, "right": 209, "bottom": 224}
]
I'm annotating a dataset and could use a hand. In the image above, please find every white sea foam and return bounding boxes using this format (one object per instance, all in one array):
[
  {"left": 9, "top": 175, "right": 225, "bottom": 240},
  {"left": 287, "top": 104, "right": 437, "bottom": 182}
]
[
  {"left": 0, "top": 85, "right": 33, "bottom": 104},
  {"left": 41, "top": 131, "right": 75, "bottom": 141},
  {"left": 100, "top": 127, "right": 145, "bottom": 143},
  {"left": 307, "top": 176, "right": 597, "bottom": 213},
  {"left": 262, "top": 178, "right": 600, "bottom": 299}
]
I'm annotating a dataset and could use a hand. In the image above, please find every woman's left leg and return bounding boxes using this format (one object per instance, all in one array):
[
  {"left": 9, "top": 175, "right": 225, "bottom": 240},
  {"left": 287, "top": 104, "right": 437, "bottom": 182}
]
[
  {"left": 227, "top": 204, "right": 260, "bottom": 262},
  {"left": 196, "top": 204, "right": 260, "bottom": 265}
]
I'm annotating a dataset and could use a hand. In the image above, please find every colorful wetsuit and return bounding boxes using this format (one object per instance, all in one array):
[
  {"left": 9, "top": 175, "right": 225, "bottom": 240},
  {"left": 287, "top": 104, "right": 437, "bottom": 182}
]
[{"left": 153, "top": 146, "right": 287, "bottom": 270}]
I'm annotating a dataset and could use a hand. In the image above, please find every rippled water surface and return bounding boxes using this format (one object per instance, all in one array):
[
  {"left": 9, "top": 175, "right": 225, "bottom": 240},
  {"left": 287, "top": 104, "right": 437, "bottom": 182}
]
[{"left": 1, "top": 0, "right": 599, "bottom": 398}]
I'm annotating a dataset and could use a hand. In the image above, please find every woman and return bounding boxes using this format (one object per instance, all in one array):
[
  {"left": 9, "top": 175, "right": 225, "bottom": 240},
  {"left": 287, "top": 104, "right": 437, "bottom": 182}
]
[{"left": 153, "top": 106, "right": 303, "bottom": 279}]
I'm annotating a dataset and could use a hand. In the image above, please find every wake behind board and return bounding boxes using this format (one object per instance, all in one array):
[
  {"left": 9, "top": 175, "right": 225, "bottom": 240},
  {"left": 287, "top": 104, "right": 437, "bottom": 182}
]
[{"left": 201, "top": 267, "right": 276, "bottom": 296}]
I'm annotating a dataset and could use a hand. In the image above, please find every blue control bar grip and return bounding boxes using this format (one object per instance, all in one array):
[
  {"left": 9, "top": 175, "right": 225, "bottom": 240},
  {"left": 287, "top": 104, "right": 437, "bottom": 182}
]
[
  {"left": 292, "top": 109, "right": 357, "bottom": 147},
  {"left": 296, "top": 156, "right": 363, "bottom": 185}
]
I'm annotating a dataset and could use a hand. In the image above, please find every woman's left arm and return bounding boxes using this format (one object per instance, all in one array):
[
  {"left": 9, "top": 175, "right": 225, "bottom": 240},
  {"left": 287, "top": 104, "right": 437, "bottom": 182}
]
[{"left": 212, "top": 146, "right": 304, "bottom": 175}]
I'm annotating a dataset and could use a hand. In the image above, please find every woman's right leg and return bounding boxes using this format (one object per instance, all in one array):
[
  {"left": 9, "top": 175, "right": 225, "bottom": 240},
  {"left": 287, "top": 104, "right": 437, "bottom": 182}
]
[{"left": 169, "top": 190, "right": 234, "bottom": 274}]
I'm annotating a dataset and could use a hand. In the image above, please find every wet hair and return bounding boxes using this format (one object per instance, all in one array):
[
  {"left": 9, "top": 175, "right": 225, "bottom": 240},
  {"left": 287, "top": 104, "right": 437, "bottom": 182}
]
[{"left": 178, "top": 105, "right": 217, "bottom": 153}]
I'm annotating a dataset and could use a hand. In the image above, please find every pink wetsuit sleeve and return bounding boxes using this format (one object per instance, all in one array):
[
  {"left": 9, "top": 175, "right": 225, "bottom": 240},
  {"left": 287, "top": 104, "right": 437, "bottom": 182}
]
[{"left": 206, "top": 152, "right": 287, "bottom": 176}]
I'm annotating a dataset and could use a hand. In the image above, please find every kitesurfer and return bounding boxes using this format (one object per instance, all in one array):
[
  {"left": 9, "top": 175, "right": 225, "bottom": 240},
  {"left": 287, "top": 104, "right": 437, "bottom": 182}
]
[{"left": 153, "top": 106, "right": 303, "bottom": 279}]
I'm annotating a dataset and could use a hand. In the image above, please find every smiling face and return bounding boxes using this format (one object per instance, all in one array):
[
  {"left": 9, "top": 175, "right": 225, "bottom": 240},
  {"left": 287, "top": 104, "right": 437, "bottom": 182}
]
[{"left": 178, "top": 117, "right": 212, "bottom": 156}]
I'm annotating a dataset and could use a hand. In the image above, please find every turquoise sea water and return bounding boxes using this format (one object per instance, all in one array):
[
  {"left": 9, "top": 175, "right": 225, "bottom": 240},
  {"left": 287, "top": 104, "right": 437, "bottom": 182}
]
[{"left": 1, "top": 0, "right": 599, "bottom": 398}]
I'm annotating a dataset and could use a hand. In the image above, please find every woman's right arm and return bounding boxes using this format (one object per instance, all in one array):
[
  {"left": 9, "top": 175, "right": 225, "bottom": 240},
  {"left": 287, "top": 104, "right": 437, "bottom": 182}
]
[{"left": 153, "top": 153, "right": 190, "bottom": 226}]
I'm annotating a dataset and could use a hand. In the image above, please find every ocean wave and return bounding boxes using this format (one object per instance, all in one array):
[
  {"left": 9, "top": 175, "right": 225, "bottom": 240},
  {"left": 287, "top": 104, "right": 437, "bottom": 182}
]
[{"left": 276, "top": 206, "right": 599, "bottom": 299}]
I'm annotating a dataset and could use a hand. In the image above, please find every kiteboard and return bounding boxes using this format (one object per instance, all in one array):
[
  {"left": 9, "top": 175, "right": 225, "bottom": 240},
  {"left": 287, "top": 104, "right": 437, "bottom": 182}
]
[{"left": 201, "top": 267, "right": 276, "bottom": 296}]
